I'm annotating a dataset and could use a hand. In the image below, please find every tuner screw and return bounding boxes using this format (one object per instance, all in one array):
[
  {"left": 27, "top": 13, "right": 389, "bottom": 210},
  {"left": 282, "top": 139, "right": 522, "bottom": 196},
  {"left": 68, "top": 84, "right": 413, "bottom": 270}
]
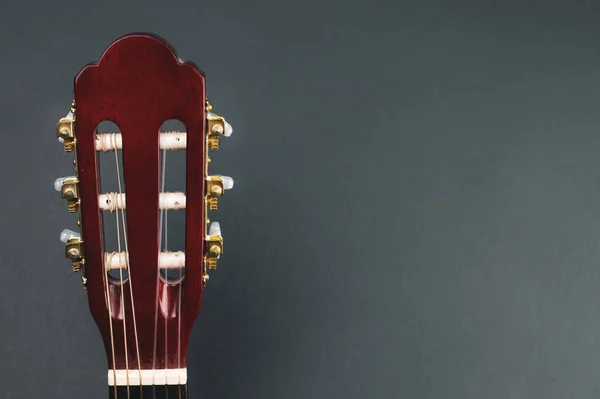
[
  {"left": 202, "top": 273, "right": 209, "bottom": 287},
  {"left": 209, "top": 244, "right": 222, "bottom": 257}
]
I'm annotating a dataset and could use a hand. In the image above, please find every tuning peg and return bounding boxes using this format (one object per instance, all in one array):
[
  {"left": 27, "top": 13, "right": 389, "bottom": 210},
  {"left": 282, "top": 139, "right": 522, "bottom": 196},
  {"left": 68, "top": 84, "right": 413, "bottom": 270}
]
[
  {"left": 206, "top": 110, "right": 233, "bottom": 151},
  {"left": 206, "top": 175, "right": 234, "bottom": 210},
  {"left": 209, "top": 112, "right": 233, "bottom": 137},
  {"left": 54, "top": 176, "right": 80, "bottom": 212},
  {"left": 204, "top": 221, "right": 223, "bottom": 270},
  {"left": 60, "top": 229, "right": 85, "bottom": 272},
  {"left": 56, "top": 103, "right": 76, "bottom": 152}
]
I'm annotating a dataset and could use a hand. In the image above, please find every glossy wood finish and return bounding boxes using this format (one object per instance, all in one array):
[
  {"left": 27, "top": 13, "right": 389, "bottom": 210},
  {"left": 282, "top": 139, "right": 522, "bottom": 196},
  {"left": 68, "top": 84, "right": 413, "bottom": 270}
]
[{"left": 74, "top": 33, "right": 206, "bottom": 371}]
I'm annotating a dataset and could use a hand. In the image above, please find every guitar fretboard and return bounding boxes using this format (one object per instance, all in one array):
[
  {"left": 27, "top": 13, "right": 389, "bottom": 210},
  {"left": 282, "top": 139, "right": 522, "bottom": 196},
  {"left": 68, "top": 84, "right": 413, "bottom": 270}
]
[{"left": 108, "top": 384, "right": 188, "bottom": 399}]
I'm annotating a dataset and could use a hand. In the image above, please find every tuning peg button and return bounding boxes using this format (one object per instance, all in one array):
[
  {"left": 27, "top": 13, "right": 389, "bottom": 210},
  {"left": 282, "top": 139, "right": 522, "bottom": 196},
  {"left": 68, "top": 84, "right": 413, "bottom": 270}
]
[
  {"left": 219, "top": 175, "right": 234, "bottom": 189},
  {"left": 208, "top": 221, "right": 222, "bottom": 237},
  {"left": 60, "top": 229, "right": 80, "bottom": 244}
]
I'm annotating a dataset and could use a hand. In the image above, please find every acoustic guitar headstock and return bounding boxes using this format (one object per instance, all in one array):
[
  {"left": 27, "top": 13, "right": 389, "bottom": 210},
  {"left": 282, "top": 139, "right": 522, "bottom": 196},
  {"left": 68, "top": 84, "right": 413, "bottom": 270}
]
[{"left": 54, "top": 33, "right": 234, "bottom": 398}]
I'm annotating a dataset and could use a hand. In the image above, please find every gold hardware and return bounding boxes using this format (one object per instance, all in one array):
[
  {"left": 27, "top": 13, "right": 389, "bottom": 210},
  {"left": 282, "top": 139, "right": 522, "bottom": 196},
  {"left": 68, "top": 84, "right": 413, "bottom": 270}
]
[
  {"left": 65, "top": 236, "right": 85, "bottom": 273},
  {"left": 81, "top": 274, "right": 88, "bottom": 289},
  {"left": 206, "top": 176, "right": 225, "bottom": 210},
  {"left": 204, "top": 234, "right": 223, "bottom": 270},
  {"left": 60, "top": 177, "right": 80, "bottom": 212},
  {"left": 56, "top": 101, "right": 76, "bottom": 152},
  {"left": 207, "top": 113, "right": 226, "bottom": 151},
  {"left": 202, "top": 273, "right": 210, "bottom": 287}
]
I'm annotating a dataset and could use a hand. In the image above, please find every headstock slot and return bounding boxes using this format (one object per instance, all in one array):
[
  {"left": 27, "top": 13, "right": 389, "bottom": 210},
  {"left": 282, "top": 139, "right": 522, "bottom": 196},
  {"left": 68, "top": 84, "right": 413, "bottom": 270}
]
[
  {"left": 157, "top": 119, "right": 187, "bottom": 285},
  {"left": 96, "top": 121, "right": 130, "bottom": 284}
]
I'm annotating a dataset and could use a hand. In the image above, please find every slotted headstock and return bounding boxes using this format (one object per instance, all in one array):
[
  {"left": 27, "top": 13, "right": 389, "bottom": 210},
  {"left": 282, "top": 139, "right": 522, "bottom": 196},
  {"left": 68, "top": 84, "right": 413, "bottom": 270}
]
[{"left": 54, "top": 34, "right": 234, "bottom": 398}]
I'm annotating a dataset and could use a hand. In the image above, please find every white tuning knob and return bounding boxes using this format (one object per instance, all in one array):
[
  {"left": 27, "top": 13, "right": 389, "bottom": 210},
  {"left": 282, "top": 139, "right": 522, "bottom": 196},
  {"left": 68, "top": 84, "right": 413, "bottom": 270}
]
[
  {"left": 208, "top": 112, "right": 233, "bottom": 137},
  {"left": 223, "top": 120, "right": 233, "bottom": 137},
  {"left": 208, "top": 221, "right": 221, "bottom": 237},
  {"left": 54, "top": 176, "right": 76, "bottom": 191},
  {"left": 60, "top": 229, "right": 80, "bottom": 244},
  {"left": 218, "top": 175, "right": 234, "bottom": 190}
]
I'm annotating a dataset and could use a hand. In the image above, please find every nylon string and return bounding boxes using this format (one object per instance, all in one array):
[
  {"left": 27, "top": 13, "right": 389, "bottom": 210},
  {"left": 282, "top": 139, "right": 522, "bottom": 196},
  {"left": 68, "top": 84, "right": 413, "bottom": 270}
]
[
  {"left": 113, "top": 140, "right": 143, "bottom": 394},
  {"left": 101, "top": 132, "right": 143, "bottom": 398},
  {"left": 153, "top": 146, "right": 168, "bottom": 393}
]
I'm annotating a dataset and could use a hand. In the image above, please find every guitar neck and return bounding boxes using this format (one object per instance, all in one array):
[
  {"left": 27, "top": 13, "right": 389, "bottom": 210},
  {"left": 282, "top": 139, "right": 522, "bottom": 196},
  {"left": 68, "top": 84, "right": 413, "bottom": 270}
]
[{"left": 108, "top": 384, "right": 188, "bottom": 399}]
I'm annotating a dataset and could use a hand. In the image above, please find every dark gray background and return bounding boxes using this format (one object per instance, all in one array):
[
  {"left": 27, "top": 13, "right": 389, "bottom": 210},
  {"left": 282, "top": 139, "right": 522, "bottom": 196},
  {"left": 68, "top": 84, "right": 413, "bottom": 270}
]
[{"left": 2, "top": 0, "right": 600, "bottom": 398}]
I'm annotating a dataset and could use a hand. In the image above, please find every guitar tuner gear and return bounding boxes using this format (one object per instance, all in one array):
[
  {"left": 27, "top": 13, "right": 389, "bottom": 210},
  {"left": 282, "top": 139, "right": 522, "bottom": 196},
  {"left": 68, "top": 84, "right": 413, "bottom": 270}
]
[
  {"left": 204, "top": 222, "right": 223, "bottom": 270},
  {"left": 206, "top": 111, "right": 233, "bottom": 151},
  {"left": 56, "top": 109, "right": 75, "bottom": 152},
  {"left": 206, "top": 175, "right": 234, "bottom": 210},
  {"left": 60, "top": 229, "right": 85, "bottom": 273},
  {"left": 54, "top": 176, "right": 80, "bottom": 213}
]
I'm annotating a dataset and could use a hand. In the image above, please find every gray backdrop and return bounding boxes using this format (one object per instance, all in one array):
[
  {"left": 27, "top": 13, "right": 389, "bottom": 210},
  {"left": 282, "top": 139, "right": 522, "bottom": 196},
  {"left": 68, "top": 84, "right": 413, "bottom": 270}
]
[{"left": 2, "top": 0, "right": 600, "bottom": 398}]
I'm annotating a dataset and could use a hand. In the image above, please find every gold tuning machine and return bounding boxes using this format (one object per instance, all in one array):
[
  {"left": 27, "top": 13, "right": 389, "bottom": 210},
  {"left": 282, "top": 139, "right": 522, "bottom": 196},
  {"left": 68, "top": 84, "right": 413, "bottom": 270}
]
[
  {"left": 56, "top": 103, "right": 76, "bottom": 152},
  {"left": 206, "top": 175, "right": 234, "bottom": 210},
  {"left": 60, "top": 229, "right": 85, "bottom": 273},
  {"left": 204, "top": 222, "right": 223, "bottom": 270},
  {"left": 54, "top": 176, "right": 80, "bottom": 212},
  {"left": 206, "top": 102, "right": 233, "bottom": 151}
]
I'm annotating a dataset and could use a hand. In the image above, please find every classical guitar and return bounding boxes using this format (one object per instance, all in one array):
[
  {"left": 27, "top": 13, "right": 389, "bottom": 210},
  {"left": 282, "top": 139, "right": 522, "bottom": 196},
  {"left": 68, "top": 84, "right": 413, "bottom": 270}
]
[{"left": 54, "top": 33, "right": 234, "bottom": 398}]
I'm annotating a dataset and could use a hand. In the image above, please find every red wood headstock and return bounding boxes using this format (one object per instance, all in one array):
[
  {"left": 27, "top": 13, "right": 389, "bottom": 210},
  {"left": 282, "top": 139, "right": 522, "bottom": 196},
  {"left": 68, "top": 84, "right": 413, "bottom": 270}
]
[{"left": 54, "top": 34, "right": 233, "bottom": 395}]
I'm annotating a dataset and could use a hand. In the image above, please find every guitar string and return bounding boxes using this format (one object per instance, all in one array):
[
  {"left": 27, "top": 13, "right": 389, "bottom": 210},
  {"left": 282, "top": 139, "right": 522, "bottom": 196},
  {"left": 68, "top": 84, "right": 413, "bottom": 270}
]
[
  {"left": 153, "top": 145, "right": 168, "bottom": 392},
  {"left": 103, "top": 252, "right": 118, "bottom": 399},
  {"left": 112, "top": 144, "right": 130, "bottom": 399},
  {"left": 100, "top": 134, "right": 119, "bottom": 399},
  {"left": 164, "top": 194, "right": 169, "bottom": 399},
  {"left": 113, "top": 137, "right": 143, "bottom": 394},
  {"left": 177, "top": 137, "right": 189, "bottom": 399}
]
